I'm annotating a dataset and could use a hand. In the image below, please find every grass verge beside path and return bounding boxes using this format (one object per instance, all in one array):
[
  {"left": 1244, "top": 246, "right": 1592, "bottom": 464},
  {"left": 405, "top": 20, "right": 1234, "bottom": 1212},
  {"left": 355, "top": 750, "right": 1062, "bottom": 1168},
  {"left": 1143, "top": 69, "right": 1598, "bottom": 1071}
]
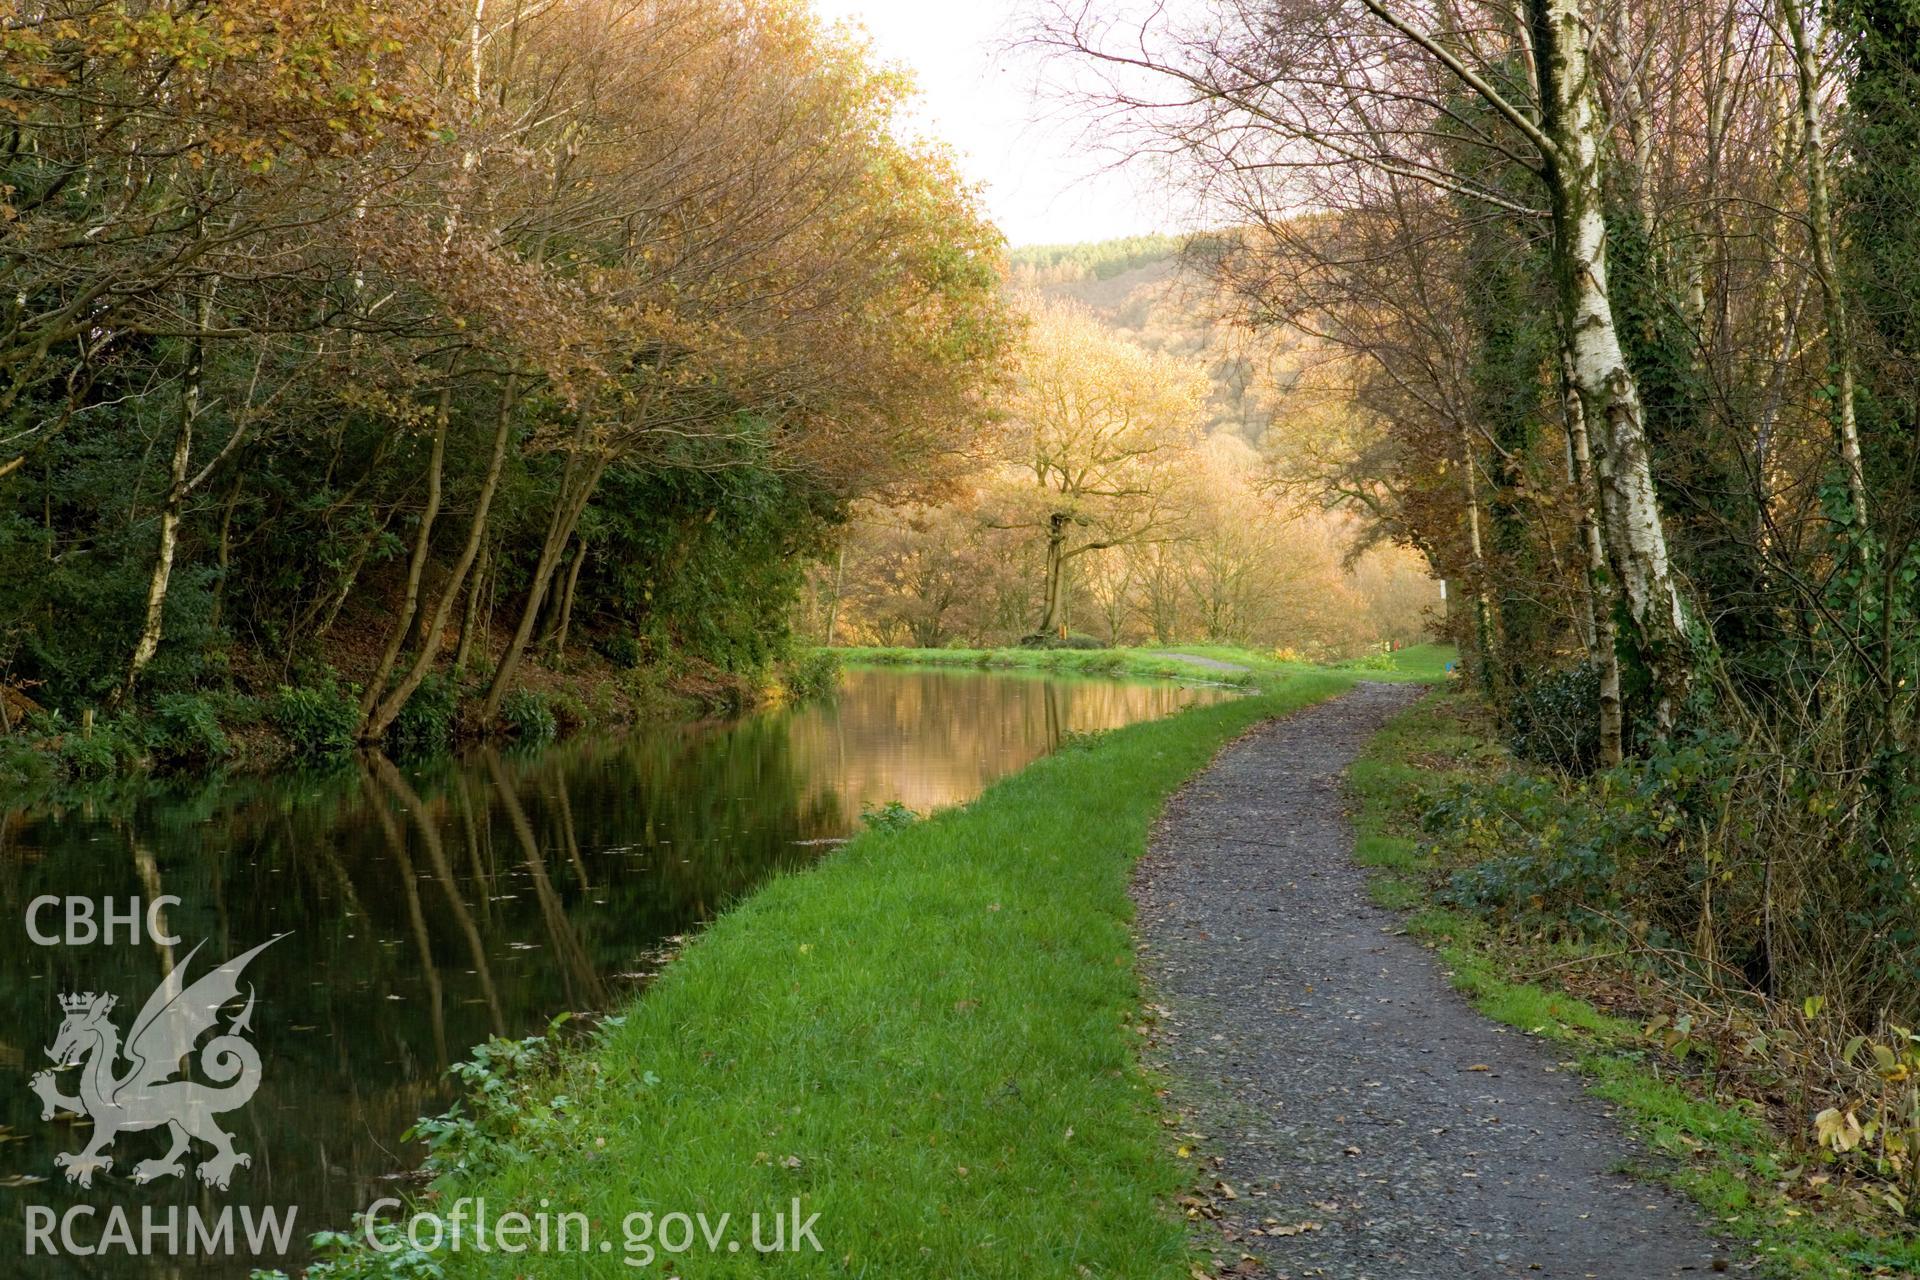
[
  {"left": 836, "top": 642, "right": 1452, "bottom": 686},
  {"left": 1351, "top": 692, "right": 1920, "bottom": 1279},
  {"left": 306, "top": 670, "right": 1366, "bottom": 1278}
]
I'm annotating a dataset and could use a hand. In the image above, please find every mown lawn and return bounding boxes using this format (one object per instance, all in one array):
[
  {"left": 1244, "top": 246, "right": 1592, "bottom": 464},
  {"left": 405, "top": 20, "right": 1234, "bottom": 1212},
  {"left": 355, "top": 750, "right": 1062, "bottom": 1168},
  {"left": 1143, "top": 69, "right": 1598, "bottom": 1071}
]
[{"left": 319, "top": 669, "right": 1375, "bottom": 1278}]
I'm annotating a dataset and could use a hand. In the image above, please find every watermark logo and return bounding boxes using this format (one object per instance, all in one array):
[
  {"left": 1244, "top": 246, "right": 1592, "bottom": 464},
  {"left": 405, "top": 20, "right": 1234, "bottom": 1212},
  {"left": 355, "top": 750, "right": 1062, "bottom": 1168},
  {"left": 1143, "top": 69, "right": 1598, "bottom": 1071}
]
[{"left": 29, "top": 933, "right": 285, "bottom": 1191}]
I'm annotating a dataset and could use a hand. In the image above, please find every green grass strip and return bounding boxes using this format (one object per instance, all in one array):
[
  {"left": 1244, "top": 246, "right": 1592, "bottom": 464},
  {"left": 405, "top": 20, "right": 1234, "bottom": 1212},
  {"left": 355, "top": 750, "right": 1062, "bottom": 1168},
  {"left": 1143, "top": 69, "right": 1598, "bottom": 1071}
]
[
  {"left": 1350, "top": 692, "right": 1920, "bottom": 1280},
  {"left": 376, "top": 671, "right": 1363, "bottom": 1278},
  {"left": 833, "top": 642, "right": 1452, "bottom": 687}
]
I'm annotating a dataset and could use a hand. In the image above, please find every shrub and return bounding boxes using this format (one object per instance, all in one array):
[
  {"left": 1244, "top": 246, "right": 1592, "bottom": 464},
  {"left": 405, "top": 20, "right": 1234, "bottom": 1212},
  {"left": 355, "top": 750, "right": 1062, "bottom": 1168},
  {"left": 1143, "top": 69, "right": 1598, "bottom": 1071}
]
[
  {"left": 385, "top": 676, "right": 455, "bottom": 757},
  {"left": 549, "top": 690, "right": 589, "bottom": 730},
  {"left": 408, "top": 1025, "right": 573, "bottom": 1181},
  {"left": 861, "top": 799, "right": 920, "bottom": 831},
  {"left": 149, "top": 691, "right": 230, "bottom": 764},
  {"left": 53, "top": 716, "right": 144, "bottom": 779},
  {"left": 1508, "top": 660, "right": 1601, "bottom": 773},
  {"left": 499, "top": 688, "right": 557, "bottom": 742},
  {"left": 1018, "top": 632, "right": 1105, "bottom": 650},
  {"left": 587, "top": 679, "right": 621, "bottom": 721},
  {"left": 784, "top": 649, "right": 842, "bottom": 700},
  {"left": 1430, "top": 774, "right": 1621, "bottom": 922},
  {"left": 595, "top": 632, "right": 642, "bottom": 669},
  {"left": 617, "top": 663, "right": 675, "bottom": 712},
  {"left": 56, "top": 734, "right": 118, "bottom": 780},
  {"left": 57, "top": 732, "right": 125, "bottom": 779},
  {"left": 0, "top": 737, "right": 52, "bottom": 790},
  {"left": 270, "top": 678, "right": 359, "bottom": 757},
  {"left": 1430, "top": 732, "right": 1744, "bottom": 947},
  {"left": 204, "top": 689, "right": 265, "bottom": 729}
]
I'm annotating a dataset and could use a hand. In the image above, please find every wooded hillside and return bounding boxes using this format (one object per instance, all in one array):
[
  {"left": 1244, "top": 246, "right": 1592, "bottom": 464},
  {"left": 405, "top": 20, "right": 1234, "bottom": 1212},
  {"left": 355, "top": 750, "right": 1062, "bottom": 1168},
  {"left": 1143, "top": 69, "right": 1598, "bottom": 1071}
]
[{"left": 818, "top": 235, "right": 1436, "bottom": 654}]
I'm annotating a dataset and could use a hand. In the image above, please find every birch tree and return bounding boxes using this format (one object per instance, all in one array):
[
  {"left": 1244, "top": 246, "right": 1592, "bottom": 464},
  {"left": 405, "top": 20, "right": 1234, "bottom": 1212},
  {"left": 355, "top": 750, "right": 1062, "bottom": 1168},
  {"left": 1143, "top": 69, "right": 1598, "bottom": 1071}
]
[{"left": 1036, "top": 0, "right": 1701, "bottom": 728}]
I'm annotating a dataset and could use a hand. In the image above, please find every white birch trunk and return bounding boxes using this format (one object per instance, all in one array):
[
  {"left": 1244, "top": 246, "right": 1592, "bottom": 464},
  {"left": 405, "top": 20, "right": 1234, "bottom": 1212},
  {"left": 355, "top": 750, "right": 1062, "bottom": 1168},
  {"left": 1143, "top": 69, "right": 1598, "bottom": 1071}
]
[
  {"left": 1782, "top": 0, "right": 1867, "bottom": 527},
  {"left": 1534, "top": 0, "right": 1694, "bottom": 731},
  {"left": 1561, "top": 346, "right": 1624, "bottom": 765},
  {"left": 121, "top": 287, "right": 211, "bottom": 703},
  {"left": 1461, "top": 429, "right": 1498, "bottom": 697}
]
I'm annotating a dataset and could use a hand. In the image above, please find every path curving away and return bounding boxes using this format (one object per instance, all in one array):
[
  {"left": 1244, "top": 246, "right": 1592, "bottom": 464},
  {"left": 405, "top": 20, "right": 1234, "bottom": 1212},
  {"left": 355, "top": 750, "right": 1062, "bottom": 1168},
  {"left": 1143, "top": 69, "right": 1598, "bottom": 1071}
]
[{"left": 1134, "top": 683, "right": 1732, "bottom": 1279}]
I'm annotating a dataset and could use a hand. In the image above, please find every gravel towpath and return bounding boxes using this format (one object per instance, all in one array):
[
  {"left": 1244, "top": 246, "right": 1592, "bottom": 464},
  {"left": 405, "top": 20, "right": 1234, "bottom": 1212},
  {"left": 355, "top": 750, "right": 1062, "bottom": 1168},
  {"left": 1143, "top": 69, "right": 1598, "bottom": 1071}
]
[{"left": 1134, "top": 682, "right": 1733, "bottom": 1279}]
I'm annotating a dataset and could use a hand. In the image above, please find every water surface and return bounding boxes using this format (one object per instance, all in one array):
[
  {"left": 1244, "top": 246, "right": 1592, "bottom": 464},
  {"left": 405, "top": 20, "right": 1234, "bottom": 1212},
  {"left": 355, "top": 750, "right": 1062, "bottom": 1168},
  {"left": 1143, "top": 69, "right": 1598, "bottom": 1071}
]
[{"left": 0, "top": 667, "right": 1229, "bottom": 1276}]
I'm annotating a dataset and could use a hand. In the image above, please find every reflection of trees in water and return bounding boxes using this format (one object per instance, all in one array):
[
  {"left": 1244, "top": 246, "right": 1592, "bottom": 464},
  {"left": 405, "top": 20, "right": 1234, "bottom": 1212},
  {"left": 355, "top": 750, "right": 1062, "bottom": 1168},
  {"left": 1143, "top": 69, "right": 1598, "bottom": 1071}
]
[
  {"left": 0, "top": 671, "right": 1210, "bottom": 1277},
  {"left": 369, "top": 756, "right": 506, "bottom": 1036},
  {"left": 361, "top": 764, "right": 449, "bottom": 1071},
  {"left": 788, "top": 668, "right": 1221, "bottom": 813},
  {"left": 0, "top": 704, "right": 859, "bottom": 1273},
  {"left": 481, "top": 748, "right": 604, "bottom": 1013}
]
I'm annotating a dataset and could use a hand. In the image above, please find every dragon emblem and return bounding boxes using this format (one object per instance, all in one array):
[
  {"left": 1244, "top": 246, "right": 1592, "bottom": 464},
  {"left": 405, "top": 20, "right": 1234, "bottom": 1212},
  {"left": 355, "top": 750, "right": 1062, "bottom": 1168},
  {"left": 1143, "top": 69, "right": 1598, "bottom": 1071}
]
[{"left": 29, "top": 935, "right": 285, "bottom": 1190}]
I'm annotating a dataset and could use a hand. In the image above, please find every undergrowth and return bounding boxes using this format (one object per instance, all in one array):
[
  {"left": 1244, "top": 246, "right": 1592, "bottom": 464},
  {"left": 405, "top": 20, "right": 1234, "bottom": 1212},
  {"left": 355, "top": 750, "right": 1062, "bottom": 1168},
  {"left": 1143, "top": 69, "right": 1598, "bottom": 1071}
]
[{"left": 1351, "top": 689, "right": 1920, "bottom": 1277}]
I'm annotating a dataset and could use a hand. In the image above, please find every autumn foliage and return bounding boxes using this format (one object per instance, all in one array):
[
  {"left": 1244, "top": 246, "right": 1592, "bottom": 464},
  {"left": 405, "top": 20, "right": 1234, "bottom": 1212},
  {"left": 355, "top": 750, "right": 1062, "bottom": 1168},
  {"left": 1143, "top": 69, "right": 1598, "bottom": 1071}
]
[{"left": 0, "top": 0, "right": 1007, "bottom": 738}]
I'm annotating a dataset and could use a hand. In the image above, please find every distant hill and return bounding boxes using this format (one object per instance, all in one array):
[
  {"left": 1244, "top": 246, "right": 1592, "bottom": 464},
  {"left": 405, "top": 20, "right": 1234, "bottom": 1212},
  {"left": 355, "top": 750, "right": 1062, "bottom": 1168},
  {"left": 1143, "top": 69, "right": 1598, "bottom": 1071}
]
[
  {"left": 1006, "top": 235, "right": 1185, "bottom": 285},
  {"left": 1006, "top": 234, "right": 1305, "bottom": 445}
]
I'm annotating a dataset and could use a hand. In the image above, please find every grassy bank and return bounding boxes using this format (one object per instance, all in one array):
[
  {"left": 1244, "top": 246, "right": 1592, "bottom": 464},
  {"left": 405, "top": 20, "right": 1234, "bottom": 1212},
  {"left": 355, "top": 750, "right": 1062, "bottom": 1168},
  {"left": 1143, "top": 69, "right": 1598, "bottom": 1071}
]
[
  {"left": 835, "top": 642, "right": 1453, "bottom": 685},
  {"left": 1350, "top": 692, "right": 1920, "bottom": 1278},
  {"left": 295, "top": 670, "right": 1368, "bottom": 1278}
]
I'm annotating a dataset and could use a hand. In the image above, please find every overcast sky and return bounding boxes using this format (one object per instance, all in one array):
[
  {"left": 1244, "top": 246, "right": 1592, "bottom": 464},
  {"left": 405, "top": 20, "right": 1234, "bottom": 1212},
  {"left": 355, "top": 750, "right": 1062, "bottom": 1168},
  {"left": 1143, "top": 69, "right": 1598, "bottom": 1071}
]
[{"left": 809, "top": 1, "right": 1179, "bottom": 247}]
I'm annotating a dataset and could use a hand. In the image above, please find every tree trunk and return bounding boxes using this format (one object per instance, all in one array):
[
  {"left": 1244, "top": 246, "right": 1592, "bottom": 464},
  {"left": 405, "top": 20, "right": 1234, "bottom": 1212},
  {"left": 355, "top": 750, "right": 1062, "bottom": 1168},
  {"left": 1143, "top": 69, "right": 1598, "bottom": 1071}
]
[
  {"left": 479, "top": 448, "right": 605, "bottom": 726},
  {"left": 552, "top": 538, "right": 585, "bottom": 661},
  {"left": 1461, "top": 428, "right": 1498, "bottom": 702},
  {"left": 119, "top": 285, "right": 211, "bottom": 704},
  {"left": 207, "top": 466, "right": 244, "bottom": 635},
  {"left": 402, "top": 581, "right": 430, "bottom": 656},
  {"left": 1561, "top": 345, "right": 1624, "bottom": 766},
  {"left": 311, "top": 521, "right": 383, "bottom": 644},
  {"left": 454, "top": 541, "right": 488, "bottom": 674},
  {"left": 1782, "top": 0, "right": 1867, "bottom": 527},
  {"left": 532, "top": 539, "right": 571, "bottom": 650},
  {"left": 363, "top": 373, "right": 519, "bottom": 742},
  {"left": 360, "top": 375, "right": 453, "bottom": 722},
  {"left": 823, "top": 544, "right": 846, "bottom": 646},
  {"left": 1036, "top": 511, "right": 1068, "bottom": 636},
  {"left": 1533, "top": 0, "right": 1694, "bottom": 732},
  {"left": 469, "top": 0, "right": 488, "bottom": 104}
]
